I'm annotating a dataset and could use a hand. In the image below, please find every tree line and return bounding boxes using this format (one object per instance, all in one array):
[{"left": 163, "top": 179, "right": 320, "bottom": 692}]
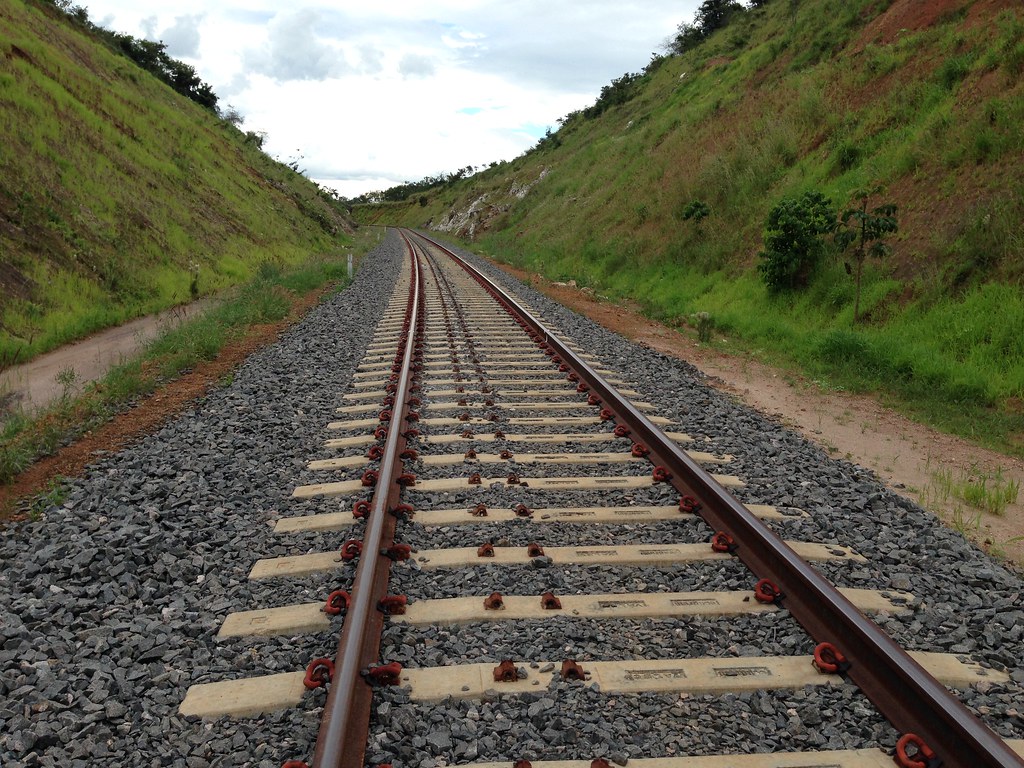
[
  {"left": 38, "top": 0, "right": 218, "bottom": 112},
  {"left": 349, "top": 166, "right": 483, "bottom": 205},
  {"left": 669, "top": 0, "right": 770, "bottom": 56}
]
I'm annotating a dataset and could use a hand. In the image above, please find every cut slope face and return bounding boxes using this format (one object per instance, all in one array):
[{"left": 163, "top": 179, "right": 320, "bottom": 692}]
[
  {"left": 392, "top": 0, "right": 1023, "bottom": 282},
  {"left": 0, "top": 0, "right": 352, "bottom": 365}
]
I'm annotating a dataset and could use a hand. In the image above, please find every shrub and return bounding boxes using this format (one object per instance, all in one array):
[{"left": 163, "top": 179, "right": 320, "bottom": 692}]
[
  {"left": 835, "top": 188, "right": 898, "bottom": 322},
  {"left": 189, "top": 262, "right": 200, "bottom": 299},
  {"left": 583, "top": 72, "right": 644, "bottom": 119},
  {"left": 243, "top": 130, "right": 266, "bottom": 148},
  {"left": 835, "top": 142, "right": 861, "bottom": 172},
  {"left": 757, "top": 191, "right": 836, "bottom": 292},
  {"left": 938, "top": 55, "right": 972, "bottom": 90},
  {"left": 692, "top": 311, "right": 713, "bottom": 343},
  {"left": 681, "top": 200, "right": 710, "bottom": 223}
]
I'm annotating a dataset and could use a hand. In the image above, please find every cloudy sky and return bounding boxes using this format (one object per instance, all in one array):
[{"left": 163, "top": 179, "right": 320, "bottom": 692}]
[{"left": 81, "top": 1, "right": 700, "bottom": 198}]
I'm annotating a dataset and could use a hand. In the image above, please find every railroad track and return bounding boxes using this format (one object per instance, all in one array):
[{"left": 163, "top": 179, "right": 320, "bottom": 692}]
[{"left": 176, "top": 230, "right": 1024, "bottom": 768}]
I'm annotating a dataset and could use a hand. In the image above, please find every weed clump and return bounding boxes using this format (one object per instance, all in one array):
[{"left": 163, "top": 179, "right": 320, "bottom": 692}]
[{"left": 692, "top": 311, "right": 714, "bottom": 343}]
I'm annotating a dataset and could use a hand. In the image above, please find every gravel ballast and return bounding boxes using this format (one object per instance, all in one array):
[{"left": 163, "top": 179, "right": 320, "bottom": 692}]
[{"left": 1, "top": 229, "right": 1021, "bottom": 768}]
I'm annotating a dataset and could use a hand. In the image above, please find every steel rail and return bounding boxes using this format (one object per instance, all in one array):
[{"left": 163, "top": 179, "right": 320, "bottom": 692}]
[
  {"left": 312, "top": 232, "right": 424, "bottom": 768},
  {"left": 410, "top": 229, "right": 1022, "bottom": 768}
]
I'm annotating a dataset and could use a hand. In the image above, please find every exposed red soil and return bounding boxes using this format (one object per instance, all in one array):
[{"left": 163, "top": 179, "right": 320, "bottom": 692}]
[
  {"left": 704, "top": 56, "right": 733, "bottom": 69},
  {"left": 855, "top": 0, "right": 1010, "bottom": 48}
]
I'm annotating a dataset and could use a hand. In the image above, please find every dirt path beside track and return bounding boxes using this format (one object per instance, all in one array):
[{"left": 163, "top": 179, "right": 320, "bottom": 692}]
[{"left": 1, "top": 300, "right": 212, "bottom": 415}]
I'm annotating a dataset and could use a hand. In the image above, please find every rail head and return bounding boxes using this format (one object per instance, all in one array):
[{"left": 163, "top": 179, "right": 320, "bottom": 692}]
[{"left": 312, "top": 231, "right": 425, "bottom": 768}]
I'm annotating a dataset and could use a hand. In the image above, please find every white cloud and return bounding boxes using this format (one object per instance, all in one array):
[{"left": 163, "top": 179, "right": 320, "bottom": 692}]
[
  {"left": 398, "top": 53, "right": 435, "bottom": 78},
  {"left": 358, "top": 45, "right": 384, "bottom": 75},
  {"left": 442, "top": 30, "right": 486, "bottom": 50},
  {"left": 244, "top": 9, "right": 349, "bottom": 82},
  {"left": 79, "top": 0, "right": 702, "bottom": 197},
  {"left": 160, "top": 14, "right": 204, "bottom": 58}
]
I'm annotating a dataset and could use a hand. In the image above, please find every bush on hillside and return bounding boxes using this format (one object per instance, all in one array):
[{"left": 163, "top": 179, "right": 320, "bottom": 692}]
[
  {"left": 583, "top": 72, "right": 645, "bottom": 119},
  {"left": 695, "top": 0, "right": 746, "bottom": 34},
  {"left": 668, "top": 0, "right": 746, "bottom": 54},
  {"left": 758, "top": 191, "right": 836, "bottom": 292},
  {"left": 681, "top": 200, "right": 711, "bottom": 222}
]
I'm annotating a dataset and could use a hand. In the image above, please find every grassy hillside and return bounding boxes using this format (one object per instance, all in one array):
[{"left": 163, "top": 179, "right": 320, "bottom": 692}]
[
  {"left": 362, "top": 0, "right": 1024, "bottom": 454},
  {"left": 0, "top": 0, "right": 353, "bottom": 367}
]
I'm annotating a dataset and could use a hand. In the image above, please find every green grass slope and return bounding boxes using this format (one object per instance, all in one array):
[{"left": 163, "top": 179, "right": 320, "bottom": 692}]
[
  {"left": 364, "top": 0, "right": 1024, "bottom": 454},
  {"left": 0, "top": 0, "right": 352, "bottom": 366}
]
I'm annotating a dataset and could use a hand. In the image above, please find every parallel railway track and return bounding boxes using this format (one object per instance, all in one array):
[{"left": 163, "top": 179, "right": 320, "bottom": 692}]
[{"left": 177, "top": 230, "right": 1024, "bottom": 768}]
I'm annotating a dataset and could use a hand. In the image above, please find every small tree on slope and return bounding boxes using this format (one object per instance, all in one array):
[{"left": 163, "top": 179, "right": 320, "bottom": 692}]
[
  {"left": 835, "top": 187, "right": 898, "bottom": 323},
  {"left": 695, "top": 0, "right": 745, "bottom": 34}
]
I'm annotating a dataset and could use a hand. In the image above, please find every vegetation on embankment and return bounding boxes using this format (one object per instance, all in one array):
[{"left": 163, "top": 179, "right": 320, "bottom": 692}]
[
  {"left": 358, "top": 0, "right": 1024, "bottom": 455},
  {"left": 0, "top": 235, "right": 373, "bottom": 490},
  {"left": 0, "top": 0, "right": 354, "bottom": 369}
]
